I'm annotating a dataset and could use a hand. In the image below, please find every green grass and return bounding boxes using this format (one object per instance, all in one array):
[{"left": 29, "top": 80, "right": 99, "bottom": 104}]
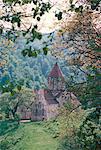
[{"left": 0, "top": 121, "right": 59, "bottom": 150}]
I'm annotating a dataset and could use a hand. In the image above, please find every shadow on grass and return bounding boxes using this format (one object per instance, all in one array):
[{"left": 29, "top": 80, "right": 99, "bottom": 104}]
[{"left": 0, "top": 120, "right": 19, "bottom": 136}]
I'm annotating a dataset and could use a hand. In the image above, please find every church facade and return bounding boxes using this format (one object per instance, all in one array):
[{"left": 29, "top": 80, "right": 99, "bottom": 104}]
[{"left": 18, "top": 63, "right": 80, "bottom": 121}]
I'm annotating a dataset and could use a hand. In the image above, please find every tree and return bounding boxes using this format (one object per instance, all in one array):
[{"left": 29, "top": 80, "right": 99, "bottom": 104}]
[
  {"left": 0, "top": 0, "right": 52, "bottom": 57},
  {"left": 78, "top": 108, "right": 101, "bottom": 150},
  {"left": 49, "top": 1, "right": 101, "bottom": 149},
  {"left": 50, "top": 0, "right": 100, "bottom": 105},
  {"left": 0, "top": 88, "right": 35, "bottom": 120}
]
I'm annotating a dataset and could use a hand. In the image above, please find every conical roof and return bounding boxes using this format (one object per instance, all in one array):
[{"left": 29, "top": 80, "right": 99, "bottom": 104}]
[{"left": 48, "top": 62, "right": 64, "bottom": 78}]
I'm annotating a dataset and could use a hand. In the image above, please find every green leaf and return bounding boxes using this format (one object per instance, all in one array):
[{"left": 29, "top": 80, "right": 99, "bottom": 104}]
[
  {"left": 69, "top": 0, "right": 73, "bottom": 4},
  {"left": 37, "top": 16, "right": 40, "bottom": 21},
  {"left": 75, "top": 8, "right": 80, "bottom": 13},
  {"left": 33, "top": 0, "right": 37, "bottom": 5},
  {"left": 33, "top": 11, "right": 37, "bottom": 18},
  {"left": 59, "top": 30, "right": 63, "bottom": 32},
  {"left": 28, "top": 49, "right": 33, "bottom": 57},
  {"left": 43, "top": 47, "right": 48, "bottom": 55},
  {"left": 17, "top": 21, "right": 21, "bottom": 27},
  {"left": 79, "top": 5, "right": 83, "bottom": 13},
  {"left": 58, "top": 12, "right": 62, "bottom": 20},
  {"left": 34, "top": 25, "right": 38, "bottom": 29},
  {"left": 55, "top": 12, "right": 62, "bottom": 20},
  {"left": 21, "top": 50, "right": 28, "bottom": 57},
  {"left": 17, "top": 85, "right": 21, "bottom": 91},
  {"left": 10, "top": 90, "right": 16, "bottom": 96},
  {"left": 37, "top": 33, "right": 42, "bottom": 40},
  {"left": 94, "top": 47, "right": 101, "bottom": 52},
  {"left": 31, "top": 28, "right": 42, "bottom": 40},
  {"left": 71, "top": 4, "right": 75, "bottom": 9},
  {"left": 32, "top": 51, "right": 37, "bottom": 57}
]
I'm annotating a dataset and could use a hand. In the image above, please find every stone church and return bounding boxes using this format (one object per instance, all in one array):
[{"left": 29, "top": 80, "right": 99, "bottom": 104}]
[{"left": 18, "top": 63, "right": 80, "bottom": 121}]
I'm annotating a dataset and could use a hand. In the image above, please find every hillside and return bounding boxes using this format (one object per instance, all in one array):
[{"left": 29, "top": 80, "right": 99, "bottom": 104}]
[{"left": 0, "top": 33, "right": 86, "bottom": 91}]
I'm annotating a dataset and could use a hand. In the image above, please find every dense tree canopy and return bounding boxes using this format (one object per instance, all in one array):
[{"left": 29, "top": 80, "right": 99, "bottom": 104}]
[{"left": 0, "top": 87, "right": 35, "bottom": 119}]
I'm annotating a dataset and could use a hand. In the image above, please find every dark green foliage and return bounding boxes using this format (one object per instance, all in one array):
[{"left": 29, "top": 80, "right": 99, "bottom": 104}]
[
  {"left": 31, "top": 28, "right": 42, "bottom": 40},
  {"left": 69, "top": 4, "right": 83, "bottom": 13},
  {"left": 21, "top": 48, "right": 39, "bottom": 57},
  {"left": 17, "top": 85, "right": 22, "bottom": 91},
  {"left": 81, "top": 67, "right": 101, "bottom": 109},
  {"left": 43, "top": 47, "right": 48, "bottom": 55},
  {"left": 37, "top": 16, "right": 40, "bottom": 21},
  {"left": 34, "top": 24, "right": 38, "bottom": 29},
  {"left": 0, "top": 72, "right": 23, "bottom": 94},
  {"left": 90, "top": 0, "right": 101, "bottom": 10},
  {"left": 0, "top": 121, "right": 21, "bottom": 150},
  {"left": 0, "top": 88, "right": 34, "bottom": 120},
  {"left": 58, "top": 136, "right": 81, "bottom": 150},
  {"left": 88, "top": 35, "right": 101, "bottom": 52},
  {"left": 3, "top": 0, "right": 17, "bottom": 3},
  {"left": 3, "top": 0, "right": 32, "bottom": 4},
  {"left": 0, "top": 80, "right": 15, "bottom": 94},
  {"left": 0, "top": 28, "right": 3, "bottom": 34},
  {"left": 0, "top": 120, "right": 19, "bottom": 136},
  {"left": 44, "top": 119, "right": 60, "bottom": 138},
  {"left": 78, "top": 109, "right": 101, "bottom": 150},
  {"left": 76, "top": 66, "right": 101, "bottom": 150},
  {"left": 69, "top": 0, "right": 100, "bottom": 12}
]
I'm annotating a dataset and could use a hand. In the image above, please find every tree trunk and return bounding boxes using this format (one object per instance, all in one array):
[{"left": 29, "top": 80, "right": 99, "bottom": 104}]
[{"left": 11, "top": 101, "right": 19, "bottom": 119}]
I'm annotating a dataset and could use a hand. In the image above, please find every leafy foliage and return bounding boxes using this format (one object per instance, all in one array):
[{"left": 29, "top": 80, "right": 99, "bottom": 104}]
[
  {"left": 55, "top": 12, "right": 63, "bottom": 20},
  {"left": 0, "top": 88, "right": 35, "bottom": 119},
  {"left": 81, "top": 67, "right": 101, "bottom": 109},
  {"left": 78, "top": 108, "right": 101, "bottom": 150},
  {"left": 44, "top": 119, "right": 60, "bottom": 138},
  {"left": 0, "top": 0, "right": 52, "bottom": 57}
]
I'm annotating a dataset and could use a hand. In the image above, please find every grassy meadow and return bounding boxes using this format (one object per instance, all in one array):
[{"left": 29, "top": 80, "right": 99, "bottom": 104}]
[{"left": 0, "top": 121, "right": 59, "bottom": 150}]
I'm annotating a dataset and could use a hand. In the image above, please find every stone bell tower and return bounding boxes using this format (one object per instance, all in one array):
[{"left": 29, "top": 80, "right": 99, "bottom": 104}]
[{"left": 48, "top": 62, "right": 65, "bottom": 92}]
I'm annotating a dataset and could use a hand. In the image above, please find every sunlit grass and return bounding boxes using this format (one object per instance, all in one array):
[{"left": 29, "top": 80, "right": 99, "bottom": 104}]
[{"left": 0, "top": 121, "right": 58, "bottom": 150}]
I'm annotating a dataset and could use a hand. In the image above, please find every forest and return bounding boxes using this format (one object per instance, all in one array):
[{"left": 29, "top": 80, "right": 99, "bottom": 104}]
[{"left": 0, "top": 0, "right": 101, "bottom": 150}]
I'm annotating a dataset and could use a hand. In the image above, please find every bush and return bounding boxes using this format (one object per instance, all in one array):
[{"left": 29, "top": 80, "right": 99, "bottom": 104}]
[
  {"left": 0, "top": 136, "right": 22, "bottom": 150},
  {"left": 57, "top": 136, "right": 81, "bottom": 150},
  {"left": 43, "top": 119, "right": 60, "bottom": 138}
]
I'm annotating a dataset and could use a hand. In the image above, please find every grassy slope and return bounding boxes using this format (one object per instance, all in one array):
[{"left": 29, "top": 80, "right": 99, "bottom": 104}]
[{"left": 0, "top": 121, "right": 58, "bottom": 150}]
